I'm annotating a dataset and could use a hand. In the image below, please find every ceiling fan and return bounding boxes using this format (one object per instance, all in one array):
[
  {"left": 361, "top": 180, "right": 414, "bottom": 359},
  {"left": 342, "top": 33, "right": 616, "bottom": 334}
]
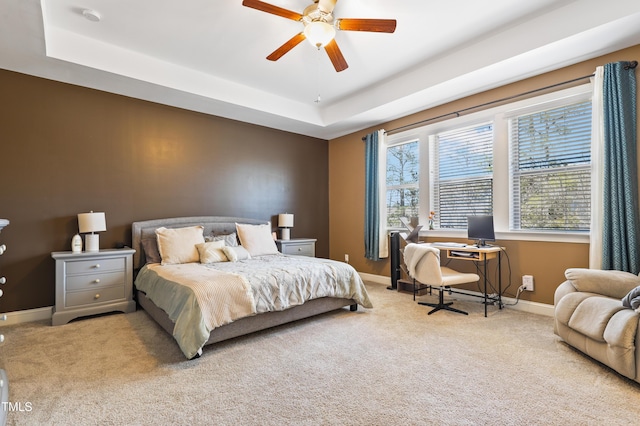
[{"left": 242, "top": 0, "right": 397, "bottom": 72}]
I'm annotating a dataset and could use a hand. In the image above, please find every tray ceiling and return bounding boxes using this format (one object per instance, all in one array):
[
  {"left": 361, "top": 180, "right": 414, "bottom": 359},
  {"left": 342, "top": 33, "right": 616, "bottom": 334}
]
[{"left": 2, "top": 0, "right": 640, "bottom": 139}]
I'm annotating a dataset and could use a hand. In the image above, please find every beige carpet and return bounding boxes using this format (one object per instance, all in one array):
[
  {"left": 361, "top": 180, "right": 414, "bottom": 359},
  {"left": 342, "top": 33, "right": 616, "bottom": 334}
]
[{"left": 1, "top": 281, "right": 639, "bottom": 425}]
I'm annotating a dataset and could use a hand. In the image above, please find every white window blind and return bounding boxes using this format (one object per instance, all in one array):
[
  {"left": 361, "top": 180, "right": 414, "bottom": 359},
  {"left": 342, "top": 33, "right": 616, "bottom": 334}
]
[
  {"left": 510, "top": 100, "right": 591, "bottom": 230},
  {"left": 433, "top": 123, "right": 493, "bottom": 229},
  {"left": 386, "top": 140, "right": 419, "bottom": 227}
]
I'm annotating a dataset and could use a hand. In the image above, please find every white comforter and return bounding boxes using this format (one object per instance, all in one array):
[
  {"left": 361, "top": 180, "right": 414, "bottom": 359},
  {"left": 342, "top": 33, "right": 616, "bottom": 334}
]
[{"left": 135, "top": 254, "right": 372, "bottom": 358}]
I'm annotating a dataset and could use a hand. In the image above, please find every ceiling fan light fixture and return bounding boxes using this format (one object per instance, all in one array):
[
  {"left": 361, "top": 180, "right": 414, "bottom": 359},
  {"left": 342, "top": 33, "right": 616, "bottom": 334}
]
[{"left": 304, "top": 21, "right": 336, "bottom": 48}]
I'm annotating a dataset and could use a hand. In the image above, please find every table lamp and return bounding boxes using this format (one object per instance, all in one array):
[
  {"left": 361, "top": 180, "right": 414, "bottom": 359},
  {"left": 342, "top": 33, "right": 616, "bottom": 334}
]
[
  {"left": 78, "top": 211, "right": 106, "bottom": 252},
  {"left": 278, "top": 213, "right": 294, "bottom": 240}
]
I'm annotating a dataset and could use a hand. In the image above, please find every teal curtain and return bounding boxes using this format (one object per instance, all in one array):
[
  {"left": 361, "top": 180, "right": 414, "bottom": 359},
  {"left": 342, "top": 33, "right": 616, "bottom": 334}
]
[
  {"left": 602, "top": 61, "right": 639, "bottom": 273},
  {"left": 364, "top": 131, "right": 380, "bottom": 260}
]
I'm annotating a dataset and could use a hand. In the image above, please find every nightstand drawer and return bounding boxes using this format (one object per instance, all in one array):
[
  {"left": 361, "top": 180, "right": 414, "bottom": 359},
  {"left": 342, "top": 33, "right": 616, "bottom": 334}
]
[
  {"left": 276, "top": 238, "right": 317, "bottom": 257},
  {"left": 281, "top": 243, "right": 315, "bottom": 256},
  {"left": 66, "top": 257, "right": 124, "bottom": 275},
  {"left": 66, "top": 285, "right": 125, "bottom": 307},
  {"left": 66, "top": 270, "right": 125, "bottom": 291}
]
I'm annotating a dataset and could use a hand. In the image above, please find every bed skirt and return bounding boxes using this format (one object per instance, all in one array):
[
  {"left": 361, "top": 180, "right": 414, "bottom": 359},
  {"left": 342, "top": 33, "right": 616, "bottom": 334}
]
[{"left": 136, "top": 289, "right": 357, "bottom": 348}]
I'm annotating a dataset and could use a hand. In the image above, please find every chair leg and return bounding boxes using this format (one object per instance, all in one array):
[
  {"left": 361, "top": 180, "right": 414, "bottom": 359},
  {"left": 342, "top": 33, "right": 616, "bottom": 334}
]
[
  {"left": 413, "top": 278, "right": 416, "bottom": 301},
  {"left": 418, "top": 286, "right": 468, "bottom": 315}
]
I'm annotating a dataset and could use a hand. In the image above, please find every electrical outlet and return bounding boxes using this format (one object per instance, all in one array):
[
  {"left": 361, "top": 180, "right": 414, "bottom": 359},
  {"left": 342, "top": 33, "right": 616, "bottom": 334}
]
[
  {"left": 522, "top": 275, "right": 534, "bottom": 291},
  {"left": 344, "top": 254, "right": 349, "bottom": 264}
]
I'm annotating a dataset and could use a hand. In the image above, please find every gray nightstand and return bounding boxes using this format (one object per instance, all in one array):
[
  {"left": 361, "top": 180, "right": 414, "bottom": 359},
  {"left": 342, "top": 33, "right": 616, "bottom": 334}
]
[
  {"left": 51, "top": 248, "right": 136, "bottom": 326},
  {"left": 276, "top": 238, "right": 317, "bottom": 257}
]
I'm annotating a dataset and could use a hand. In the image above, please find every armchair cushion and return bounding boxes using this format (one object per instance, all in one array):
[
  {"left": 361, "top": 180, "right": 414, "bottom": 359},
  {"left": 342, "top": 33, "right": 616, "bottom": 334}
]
[
  {"left": 564, "top": 268, "right": 640, "bottom": 299},
  {"left": 566, "top": 295, "right": 626, "bottom": 342}
]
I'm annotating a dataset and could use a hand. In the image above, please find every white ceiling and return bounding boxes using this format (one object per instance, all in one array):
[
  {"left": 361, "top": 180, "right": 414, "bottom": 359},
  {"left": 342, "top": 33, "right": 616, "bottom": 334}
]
[{"left": 2, "top": 0, "right": 640, "bottom": 139}]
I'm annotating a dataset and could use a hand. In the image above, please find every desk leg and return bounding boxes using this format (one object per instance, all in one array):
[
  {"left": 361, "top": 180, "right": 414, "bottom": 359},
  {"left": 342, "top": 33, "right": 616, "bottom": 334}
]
[
  {"left": 498, "top": 251, "right": 503, "bottom": 310},
  {"left": 483, "top": 257, "right": 488, "bottom": 317}
]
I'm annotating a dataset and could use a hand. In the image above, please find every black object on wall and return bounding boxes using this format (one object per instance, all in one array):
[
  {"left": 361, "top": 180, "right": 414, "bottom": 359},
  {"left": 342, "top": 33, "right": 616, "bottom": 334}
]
[{"left": 389, "top": 232, "right": 400, "bottom": 290}]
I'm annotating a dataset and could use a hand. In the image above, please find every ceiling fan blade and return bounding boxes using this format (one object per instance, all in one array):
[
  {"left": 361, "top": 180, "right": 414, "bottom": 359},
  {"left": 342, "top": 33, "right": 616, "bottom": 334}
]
[
  {"left": 267, "top": 32, "right": 306, "bottom": 61},
  {"left": 336, "top": 18, "right": 397, "bottom": 33},
  {"left": 324, "top": 39, "right": 348, "bottom": 72},
  {"left": 242, "top": 0, "right": 303, "bottom": 21},
  {"left": 318, "top": 0, "right": 338, "bottom": 14}
]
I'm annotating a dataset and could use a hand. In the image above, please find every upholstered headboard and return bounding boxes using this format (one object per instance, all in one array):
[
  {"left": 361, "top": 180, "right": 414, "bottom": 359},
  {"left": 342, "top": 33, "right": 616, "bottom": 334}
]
[{"left": 131, "top": 216, "right": 268, "bottom": 270}]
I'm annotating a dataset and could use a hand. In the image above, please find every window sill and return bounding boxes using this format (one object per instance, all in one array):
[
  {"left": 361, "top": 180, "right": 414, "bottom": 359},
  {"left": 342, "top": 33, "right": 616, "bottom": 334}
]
[{"left": 418, "top": 229, "right": 589, "bottom": 244}]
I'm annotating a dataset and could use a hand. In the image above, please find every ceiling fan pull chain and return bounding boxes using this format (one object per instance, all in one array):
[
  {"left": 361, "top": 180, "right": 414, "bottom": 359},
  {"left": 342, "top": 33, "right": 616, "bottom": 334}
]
[{"left": 315, "top": 47, "right": 322, "bottom": 104}]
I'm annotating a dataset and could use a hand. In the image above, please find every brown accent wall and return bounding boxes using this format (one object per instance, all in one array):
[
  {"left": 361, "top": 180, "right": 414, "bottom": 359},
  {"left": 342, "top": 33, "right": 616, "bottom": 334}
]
[
  {"left": 329, "top": 45, "right": 640, "bottom": 305},
  {"left": 0, "top": 70, "right": 329, "bottom": 312}
]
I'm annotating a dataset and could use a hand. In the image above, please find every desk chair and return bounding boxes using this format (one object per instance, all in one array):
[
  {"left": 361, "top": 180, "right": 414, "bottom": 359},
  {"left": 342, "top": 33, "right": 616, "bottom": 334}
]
[{"left": 404, "top": 243, "right": 479, "bottom": 315}]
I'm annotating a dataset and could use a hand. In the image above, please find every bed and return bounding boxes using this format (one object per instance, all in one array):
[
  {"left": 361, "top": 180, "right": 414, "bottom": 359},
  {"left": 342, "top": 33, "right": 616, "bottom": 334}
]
[{"left": 132, "top": 216, "right": 372, "bottom": 359}]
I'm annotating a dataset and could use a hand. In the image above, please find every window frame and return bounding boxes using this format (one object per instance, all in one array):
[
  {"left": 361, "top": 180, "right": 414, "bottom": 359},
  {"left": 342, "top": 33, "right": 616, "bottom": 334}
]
[{"left": 383, "top": 84, "right": 592, "bottom": 243}]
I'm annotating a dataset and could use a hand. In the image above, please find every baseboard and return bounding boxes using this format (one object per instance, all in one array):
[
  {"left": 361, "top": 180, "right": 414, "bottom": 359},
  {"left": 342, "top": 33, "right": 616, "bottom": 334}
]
[
  {"left": 501, "top": 295, "right": 555, "bottom": 317},
  {"left": 454, "top": 291, "right": 554, "bottom": 317},
  {"left": 0, "top": 306, "right": 53, "bottom": 326},
  {"left": 358, "top": 272, "right": 390, "bottom": 286},
  {"left": 358, "top": 272, "right": 554, "bottom": 317}
]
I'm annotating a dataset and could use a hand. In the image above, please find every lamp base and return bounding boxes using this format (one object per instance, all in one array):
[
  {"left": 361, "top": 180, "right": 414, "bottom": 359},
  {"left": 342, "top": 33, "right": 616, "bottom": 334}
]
[
  {"left": 280, "top": 228, "right": 290, "bottom": 240},
  {"left": 85, "top": 234, "right": 100, "bottom": 252}
]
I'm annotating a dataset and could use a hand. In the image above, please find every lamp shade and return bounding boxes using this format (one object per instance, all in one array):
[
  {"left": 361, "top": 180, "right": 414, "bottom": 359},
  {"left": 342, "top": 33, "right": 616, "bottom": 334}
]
[
  {"left": 278, "top": 213, "right": 294, "bottom": 228},
  {"left": 78, "top": 212, "right": 106, "bottom": 233}
]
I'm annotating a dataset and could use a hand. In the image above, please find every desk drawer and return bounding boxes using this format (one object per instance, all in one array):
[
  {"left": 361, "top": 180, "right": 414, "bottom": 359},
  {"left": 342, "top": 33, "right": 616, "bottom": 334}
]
[
  {"left": 66, "top": 285, "right": 125, "bottom": 307},
  {"left": 66, "top": 271, "right": 124, "bottom": 291},
  {"left": 66, "top": 257, "right": 124, "bottom": 275},
  {"left": 446, "top": 250, "right": 496, "bottom": 261}
]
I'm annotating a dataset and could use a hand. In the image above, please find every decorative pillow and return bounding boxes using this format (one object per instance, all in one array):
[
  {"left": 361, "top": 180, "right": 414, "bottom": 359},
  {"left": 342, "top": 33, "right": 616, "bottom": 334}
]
[
  {"left": 196, "top": 240, "right": 228, "bottom": 264},
  {"left": 155, "top": 226, "right": 205, "bottom": 265},
  {"left": 222, "top": 245, "right": 251, "bottom": 262},
  {"left": 212, "top": 232, "right": 239, "bottom": 247},
  {"left": 141, "top": 238, "right": 161, "bottom": 264},
  {"left": 236, "top": 223, "right": 279, "bottom": 256},
  {"left": 622, "top": 285, "right": 640, "bottom": 311}
]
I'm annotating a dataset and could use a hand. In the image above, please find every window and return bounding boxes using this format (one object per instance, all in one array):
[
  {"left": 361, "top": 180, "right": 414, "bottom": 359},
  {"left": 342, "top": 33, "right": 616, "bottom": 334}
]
[
  {"left": 385, "top": 140, "right": 419, "bottom": 228},
  {"left": 382, "top": 84, "right": 592, "bottom": 240},
  {"left": 510, "top": 101, "right": 592, "bottom": 231},
  {"left": 432, "top": 123, "right": 494, "bottom": 229}
]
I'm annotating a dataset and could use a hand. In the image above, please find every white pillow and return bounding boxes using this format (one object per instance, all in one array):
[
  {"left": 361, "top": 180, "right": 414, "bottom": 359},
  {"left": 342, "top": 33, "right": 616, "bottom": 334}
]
[
  {"left": 222, "top": 245, "right": 252, "bottom": 262},
  {"left": 196, "top": 240, "right": 228, "bottom": 264},
  {"left": 155, "top": 226, "right": 205, "bottom": 265},
  {"left": 236, "top": 223, "right": 279, "bottom": 256}
]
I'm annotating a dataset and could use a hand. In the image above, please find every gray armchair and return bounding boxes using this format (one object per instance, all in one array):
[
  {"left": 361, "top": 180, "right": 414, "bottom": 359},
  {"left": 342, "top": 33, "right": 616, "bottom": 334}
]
[{"left": 554, "top": 268, "right": 640, "bottom": 383}]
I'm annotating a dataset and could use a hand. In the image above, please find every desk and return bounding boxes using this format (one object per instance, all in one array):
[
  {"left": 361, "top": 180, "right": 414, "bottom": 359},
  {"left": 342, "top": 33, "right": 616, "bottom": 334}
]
[{"left": 431, "top": 244, "right": 503, "bottom": 317}]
